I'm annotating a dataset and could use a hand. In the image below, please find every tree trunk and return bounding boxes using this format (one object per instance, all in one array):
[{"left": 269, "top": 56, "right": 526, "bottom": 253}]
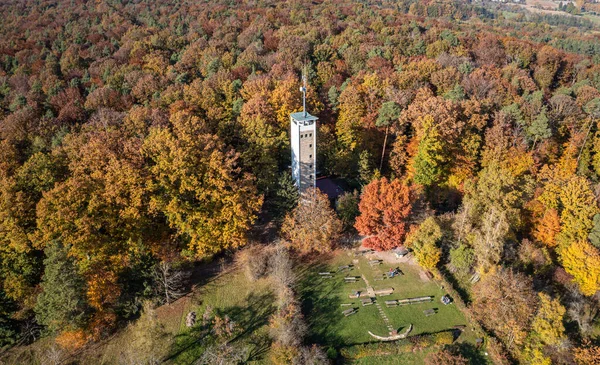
[
  {"left": 577, "top": 117, "right": 594, "bottom": 166},
  {"left": 379, "top": 125, "right": 389, "bottom": 171}
]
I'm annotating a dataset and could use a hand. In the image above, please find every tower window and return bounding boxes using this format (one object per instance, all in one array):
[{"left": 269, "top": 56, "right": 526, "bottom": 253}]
[
  {"left": 309, "top": 133, "right": 312, "bottom": 137},
  {"left": 310, "top": 164, "right": 313, "bottom": 168},
  {"left": 309, "top": 174, "right": 312, "bottom": 179},
  {"left": 309, "top": 155, "right": 312, "bottom": 158},
  {"left": 309, "top": 144, "right": 312, "bottom": 148}
]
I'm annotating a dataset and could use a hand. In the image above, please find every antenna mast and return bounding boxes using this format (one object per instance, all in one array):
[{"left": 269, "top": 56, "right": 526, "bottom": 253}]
[{"left": 300, "top": 67, "right": 307, "bottom": 117}]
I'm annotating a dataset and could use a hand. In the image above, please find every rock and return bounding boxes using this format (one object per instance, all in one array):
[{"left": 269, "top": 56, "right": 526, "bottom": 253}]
[{"left": 186, "top": 311, "right": 197, "bottom": 327}]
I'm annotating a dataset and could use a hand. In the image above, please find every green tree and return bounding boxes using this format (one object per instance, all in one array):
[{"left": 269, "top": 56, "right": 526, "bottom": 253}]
[
  {"left": 376, "top": 101, "right": 401, "bottom": 171},
  {"left": 527, "top": 107, "right": 552, "bottom": 149},
  {"left": 336, "top": 190, "right": 360, "bottom": 231},
  {"left": 35, "top": 242, "right": 88, "bottom": 333},
  {"left": 358, "top": 150, "right": 377, "bottom": 186},
  {"left": 412, "top": 116, "right": 445, "bottom": 186},
  {"left": 449, "top": 244, "right": 475, "bottom": 274},
  {"left": 272, "top": 172, "right": 299, "bottom": 221}
]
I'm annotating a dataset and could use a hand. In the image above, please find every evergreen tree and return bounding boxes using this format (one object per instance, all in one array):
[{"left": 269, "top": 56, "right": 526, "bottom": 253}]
[
  {"left": 35, "top": 242, "right": 88, "bottom": 333},
  {"left": 412, "top": 116, "right": 445, "bottom": 186},
  {"left": 336, "top": 190, "right": 360, "bottom": 231},
  {"left": 376, "top": 101, "right": 401, "bottom": 171},
  {"left": 527, "top": 107, "right": 552, "bottom": 148},
  {"left": 272, "top": 172, "right": 299, "bottom": 221}
]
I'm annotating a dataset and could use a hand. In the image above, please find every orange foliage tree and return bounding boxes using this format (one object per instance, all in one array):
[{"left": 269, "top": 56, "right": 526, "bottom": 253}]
[{"left": 354, "top": 177, "right": 413, "bottom": 251}]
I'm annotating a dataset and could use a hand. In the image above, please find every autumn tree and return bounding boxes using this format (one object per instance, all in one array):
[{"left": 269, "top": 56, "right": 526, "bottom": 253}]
[
  {"left": 143, "top": 110, "right": 262, "bottom": 257},
  {"left": 574, "top": 339, "right": 600, "bottom": 365},
  {"left": 462, "top": 161, "right": 532, "bottom": 272},
  {"left": 531, "top": 293, "right": 566, "bottom": 346},
  {"left": 406, "top": 217, "right": 443, "bottom": 272},
  {"left": 281, "top": 188, "right": 342, "bottom": 254},
  {"left": 472, "top": 268, "right": 538, "bottom": 353},
  {"left": 560, "top": 241, "right": 600, "bottom": 296},
  {"left": 355, "top": 178, "right": 413, "bottom": 251}
]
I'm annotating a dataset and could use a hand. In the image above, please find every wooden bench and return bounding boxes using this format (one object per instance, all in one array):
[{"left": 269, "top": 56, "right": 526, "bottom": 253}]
[
  {"left": 423, "top": 309, "right": 436, "bottom": 316},
  {"left": 361, "top": 298, "right": 373, "bottom": 306},
  {"left": 368, "top": 260, "right": 382, "bottom": 266},
  {"left": 410, "top": 296, "right": 433, "bottom": 303},
  {"left": 374, "top": 288, "right": 394, "bottom": 296},
  {"left": 318, "top": 272, "right": 333, "bottom": 276},
  {"left": 342, "top": 308, "right": 357, "bottom": 317},
  {"left": 385, "top": 300, "right": 398, "bottom": 307}
]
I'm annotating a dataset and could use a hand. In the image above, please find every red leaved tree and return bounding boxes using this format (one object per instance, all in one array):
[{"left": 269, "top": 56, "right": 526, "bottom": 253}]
[{"left": 354, "top": 177, "right": 413, "bottom": 251}]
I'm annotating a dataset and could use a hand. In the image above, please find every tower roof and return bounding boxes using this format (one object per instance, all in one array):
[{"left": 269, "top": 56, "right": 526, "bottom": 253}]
[{"left": 290, "top": 111, "right": 318, "bottom": 123}]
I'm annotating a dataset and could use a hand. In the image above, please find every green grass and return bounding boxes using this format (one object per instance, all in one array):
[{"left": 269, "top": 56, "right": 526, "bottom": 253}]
[
  {"left": 298, "top": 252, "right": 477, "bottom": 347},
  {"left": 165, "top": 268, "right": 275, "bottom": 365}
]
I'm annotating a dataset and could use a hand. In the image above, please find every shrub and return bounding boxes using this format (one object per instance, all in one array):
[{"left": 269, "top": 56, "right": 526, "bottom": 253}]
[
  {"left": 237, "top": 244, "right": 270, "bottom": 281},
  {"left": 433, "top": 331, "right": 455, "bottom": 346},
  {"left": 270, "top": 343, "right": 299, "bottom": 365}
]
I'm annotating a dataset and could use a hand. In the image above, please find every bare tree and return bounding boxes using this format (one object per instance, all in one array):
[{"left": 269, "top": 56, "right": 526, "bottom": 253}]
[
  {"left": 236, "top": 244, "right": 272, "bottom": 282},
  {"left": 568, "top": 292, "right": 599, "bottom": 337},
  {"left": 153, "top": 261, "right": 188, "bottom": 305},
  {"left": 269, "top": 244, "right": 295, "bottom": 292},
  {"left": 295, "top": 345, "right": 330, "bottom": 365},
  {"left": 39, "top": 345, "right": 64, "bottom": 365},
  {"left": 196, "top": 342, "right": 250, "bottom": 365}
]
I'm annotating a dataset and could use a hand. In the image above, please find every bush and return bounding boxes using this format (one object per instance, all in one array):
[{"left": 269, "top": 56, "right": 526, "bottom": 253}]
[
  {"left": 270, "top": 343, "right": 299, "bottom": 365},
  {"left": 237, "top": 244, "right": 271, "bottom": 282},
  {"left": 326, "top": 346, "right": 338, "bottom": 359},
  {"left": 433, "top": 331, "right": 455, "bottom": 346}
]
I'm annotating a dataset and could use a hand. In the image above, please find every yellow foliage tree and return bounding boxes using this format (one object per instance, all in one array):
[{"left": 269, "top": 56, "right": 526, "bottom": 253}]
[
  {"left": 531, "top": 293, "right": 566, "bottom": 346},
  {"left": 560, "top": 241, "right": 600, "bottom": 296}
]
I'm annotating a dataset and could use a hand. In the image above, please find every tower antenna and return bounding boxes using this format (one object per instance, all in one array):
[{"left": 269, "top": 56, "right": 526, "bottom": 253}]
[{"left": 300, "top": 66, "right": 307, "bottom": 117}]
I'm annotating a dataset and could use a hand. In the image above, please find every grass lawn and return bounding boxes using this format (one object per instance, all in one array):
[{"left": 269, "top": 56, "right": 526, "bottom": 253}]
[
  {"left": 298, "top": 251, "right": 477, "bottom": 347},
  {"left": 164, "top": 267, "right": 276, "bottom": 365}
]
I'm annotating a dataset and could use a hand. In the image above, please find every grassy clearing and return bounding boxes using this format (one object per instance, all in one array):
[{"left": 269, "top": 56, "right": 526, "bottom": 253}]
[
  {"left": 164, "top": 267, "right": 275, "bottom": 365},
  {"left": 298, "top": 251, "right": 478, "bottom": 347}
]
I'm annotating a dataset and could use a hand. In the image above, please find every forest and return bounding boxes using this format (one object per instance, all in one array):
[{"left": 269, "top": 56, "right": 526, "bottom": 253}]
[{"left": 1, "top": 0, "right": 600, "bottom": 364}]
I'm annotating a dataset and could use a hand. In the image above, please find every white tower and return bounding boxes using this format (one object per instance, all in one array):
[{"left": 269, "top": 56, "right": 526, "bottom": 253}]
[{"left": 290, "top": 73, "right": 317, "bottom": 192}]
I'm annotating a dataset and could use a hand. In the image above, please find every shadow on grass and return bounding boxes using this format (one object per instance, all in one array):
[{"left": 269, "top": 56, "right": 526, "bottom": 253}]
[
  {"left": 454, "top": 342, "right": 489, "bottom": 365},
  {"left": 439, "top": 266, "right": 472, "bottom": 305},
  {"left": 297, "top": 261, "right": 346, "bottom": 348},
  {"left": 164, "top": 291, "right": 275, "bottom": 364}
]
